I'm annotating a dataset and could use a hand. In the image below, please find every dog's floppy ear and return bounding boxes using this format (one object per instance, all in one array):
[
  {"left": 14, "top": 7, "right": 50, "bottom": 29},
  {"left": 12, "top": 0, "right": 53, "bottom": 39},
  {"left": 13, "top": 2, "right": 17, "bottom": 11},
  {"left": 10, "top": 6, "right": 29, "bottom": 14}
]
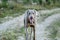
[
  {"left": 34, "top": 10, "right": 36, "bottom": 13},
  {"left": 34, "top": 10, "right": 38, "bottom": 16},
  {"left": 24, "top": 10, "right": 29, "bottom": 15},
  {"left": 27, "top": 10, "right": 29, "bottom": 14}
]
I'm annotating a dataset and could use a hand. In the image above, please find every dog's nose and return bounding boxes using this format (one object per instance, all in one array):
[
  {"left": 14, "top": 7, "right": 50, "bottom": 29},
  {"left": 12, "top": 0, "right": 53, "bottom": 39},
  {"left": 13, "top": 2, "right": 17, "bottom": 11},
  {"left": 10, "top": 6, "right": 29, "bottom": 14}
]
[{"left": 30, "top": 16, "right": 33, "bottom": 20}]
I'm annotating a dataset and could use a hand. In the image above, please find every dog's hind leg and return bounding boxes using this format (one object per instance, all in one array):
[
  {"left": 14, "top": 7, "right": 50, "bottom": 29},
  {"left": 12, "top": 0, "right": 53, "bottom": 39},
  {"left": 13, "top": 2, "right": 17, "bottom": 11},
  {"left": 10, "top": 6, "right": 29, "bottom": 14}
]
[
  {"left": 24, "top": 19, "right": 28, "bottom": 40},
  {"left": 25, "top": 26, "right": 28, "bottom": 40}
]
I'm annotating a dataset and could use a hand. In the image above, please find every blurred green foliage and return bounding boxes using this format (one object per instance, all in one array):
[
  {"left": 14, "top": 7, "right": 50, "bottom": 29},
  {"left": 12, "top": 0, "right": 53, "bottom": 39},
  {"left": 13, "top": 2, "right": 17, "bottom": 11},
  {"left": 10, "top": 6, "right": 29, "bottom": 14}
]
[{"left": 2, "top": 0, "right": 8, "bottom": 8}]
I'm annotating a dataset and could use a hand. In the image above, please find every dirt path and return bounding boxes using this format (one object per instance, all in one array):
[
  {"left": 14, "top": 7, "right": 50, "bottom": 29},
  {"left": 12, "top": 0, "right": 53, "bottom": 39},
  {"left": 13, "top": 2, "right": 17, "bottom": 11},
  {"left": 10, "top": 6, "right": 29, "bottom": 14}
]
[{"left": 36, "top": 14, "right": 60, "bottom": 40}]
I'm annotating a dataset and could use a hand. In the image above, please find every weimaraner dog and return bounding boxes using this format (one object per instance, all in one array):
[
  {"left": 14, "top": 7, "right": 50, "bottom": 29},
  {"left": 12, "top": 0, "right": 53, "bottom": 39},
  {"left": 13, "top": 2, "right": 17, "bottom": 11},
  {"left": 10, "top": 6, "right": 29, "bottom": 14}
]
[{"left": 24, "top": 9, "right": 37, "bottom": 40}]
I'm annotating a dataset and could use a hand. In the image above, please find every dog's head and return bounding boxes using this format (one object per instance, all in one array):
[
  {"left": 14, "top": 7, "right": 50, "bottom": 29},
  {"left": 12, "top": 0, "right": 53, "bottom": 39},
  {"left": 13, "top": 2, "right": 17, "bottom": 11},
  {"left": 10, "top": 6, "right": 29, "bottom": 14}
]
[
  {"left": 26, "top": 9, "right": 37, "bottom": 24},
  {"left": 27, "top": 10, "right": 36, "bottom": 20}
]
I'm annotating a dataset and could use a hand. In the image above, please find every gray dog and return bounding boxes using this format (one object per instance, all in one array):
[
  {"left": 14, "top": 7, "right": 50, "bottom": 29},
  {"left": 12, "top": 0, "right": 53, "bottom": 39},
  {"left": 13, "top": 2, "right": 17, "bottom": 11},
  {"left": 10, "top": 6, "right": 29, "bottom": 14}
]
[{"left": 24, "top": 9, "right": 37, "bottom": 40}]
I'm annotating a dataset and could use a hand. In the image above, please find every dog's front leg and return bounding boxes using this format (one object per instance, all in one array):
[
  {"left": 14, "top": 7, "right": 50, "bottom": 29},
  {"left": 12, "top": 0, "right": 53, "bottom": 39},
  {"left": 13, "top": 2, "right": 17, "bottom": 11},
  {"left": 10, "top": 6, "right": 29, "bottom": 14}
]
[
  {"left": 25, "top": 27, "right": 28, "bottom": 40},
  {"left": 30, "top": 27, "right": 33, "bottom": 40},
  {"left": 24, "top": 19, "right": 28, "bottom": 40},
  {"left": 33, "top": 27, "right": 35, "bottom": 40}
]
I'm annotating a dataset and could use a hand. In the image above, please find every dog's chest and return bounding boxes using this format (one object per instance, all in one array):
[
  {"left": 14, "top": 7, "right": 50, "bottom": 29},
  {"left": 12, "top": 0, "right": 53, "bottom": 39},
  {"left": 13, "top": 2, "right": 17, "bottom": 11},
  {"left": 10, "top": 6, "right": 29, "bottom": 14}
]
[{"left": 27, "top": 16, "right": 35, "bottom": 27}]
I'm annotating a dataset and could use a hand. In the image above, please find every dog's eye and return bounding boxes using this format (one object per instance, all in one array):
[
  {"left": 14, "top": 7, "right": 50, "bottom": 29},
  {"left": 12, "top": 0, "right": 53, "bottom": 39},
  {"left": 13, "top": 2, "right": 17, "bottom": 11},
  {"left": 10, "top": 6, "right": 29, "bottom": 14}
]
[{"left": 29, "top": 13, "right": 30, "bottom": 15}]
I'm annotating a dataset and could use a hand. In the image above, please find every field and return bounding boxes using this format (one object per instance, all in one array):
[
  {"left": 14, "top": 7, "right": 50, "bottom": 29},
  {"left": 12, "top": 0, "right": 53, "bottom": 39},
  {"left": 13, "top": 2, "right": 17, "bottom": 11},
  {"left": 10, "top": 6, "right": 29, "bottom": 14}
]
[{"left": 0, "top": 0, "right": 60, "bottom": 40}]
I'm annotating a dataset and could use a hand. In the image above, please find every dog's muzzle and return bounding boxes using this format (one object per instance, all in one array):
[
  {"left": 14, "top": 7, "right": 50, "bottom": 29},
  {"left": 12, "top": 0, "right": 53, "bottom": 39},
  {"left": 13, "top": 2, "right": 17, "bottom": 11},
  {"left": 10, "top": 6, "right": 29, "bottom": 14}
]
[{"left": 30, "top": 16, "right": 33, "bottom": 20}]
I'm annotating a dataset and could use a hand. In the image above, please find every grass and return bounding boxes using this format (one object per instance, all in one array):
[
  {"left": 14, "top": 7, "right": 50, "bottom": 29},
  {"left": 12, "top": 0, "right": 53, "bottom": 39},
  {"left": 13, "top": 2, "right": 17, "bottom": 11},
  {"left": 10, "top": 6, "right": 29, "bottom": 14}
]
[
  {"left": 38, "top": 9, "right": 60, "bottom": 23},
  {"left": 0, "top": 26, "right": 25, "bottom": 40},
  {"left": 0, "top": 2, "right": 60, "bottom": 18},
  {"left": 45, "top": 19, "right": 60, "bottom": 39},
  {"left": 0, "top": 8, "right": 24, "bottom": 18},
  {"left": 0, "top": 3, "right": 26, "bottom": 18},
  {"left": 0, "top": 31, "right": 17, "bottom": 40}
]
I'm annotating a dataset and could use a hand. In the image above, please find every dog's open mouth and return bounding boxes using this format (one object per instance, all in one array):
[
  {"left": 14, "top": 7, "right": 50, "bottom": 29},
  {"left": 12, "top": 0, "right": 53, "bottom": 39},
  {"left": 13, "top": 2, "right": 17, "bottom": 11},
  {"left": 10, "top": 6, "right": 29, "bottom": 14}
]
[{"left": 29, "top": 16, "right": 35, "bottom": 24}]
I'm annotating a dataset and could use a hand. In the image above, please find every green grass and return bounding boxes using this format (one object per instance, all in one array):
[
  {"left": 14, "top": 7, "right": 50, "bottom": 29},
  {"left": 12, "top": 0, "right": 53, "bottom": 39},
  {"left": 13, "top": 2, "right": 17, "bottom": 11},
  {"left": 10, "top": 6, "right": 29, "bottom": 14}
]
[
  {"left": 45, "top": 19, "right": 60, "bottom": 39},
  {"left": 0, "top": 31, "right": 17, "bottom": 40},
  {"left": 0, "top": 2, "right": 60, "bottom": 18},
  {"left": 0, "top": 26, "right": 25, "bottom": 40}
]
